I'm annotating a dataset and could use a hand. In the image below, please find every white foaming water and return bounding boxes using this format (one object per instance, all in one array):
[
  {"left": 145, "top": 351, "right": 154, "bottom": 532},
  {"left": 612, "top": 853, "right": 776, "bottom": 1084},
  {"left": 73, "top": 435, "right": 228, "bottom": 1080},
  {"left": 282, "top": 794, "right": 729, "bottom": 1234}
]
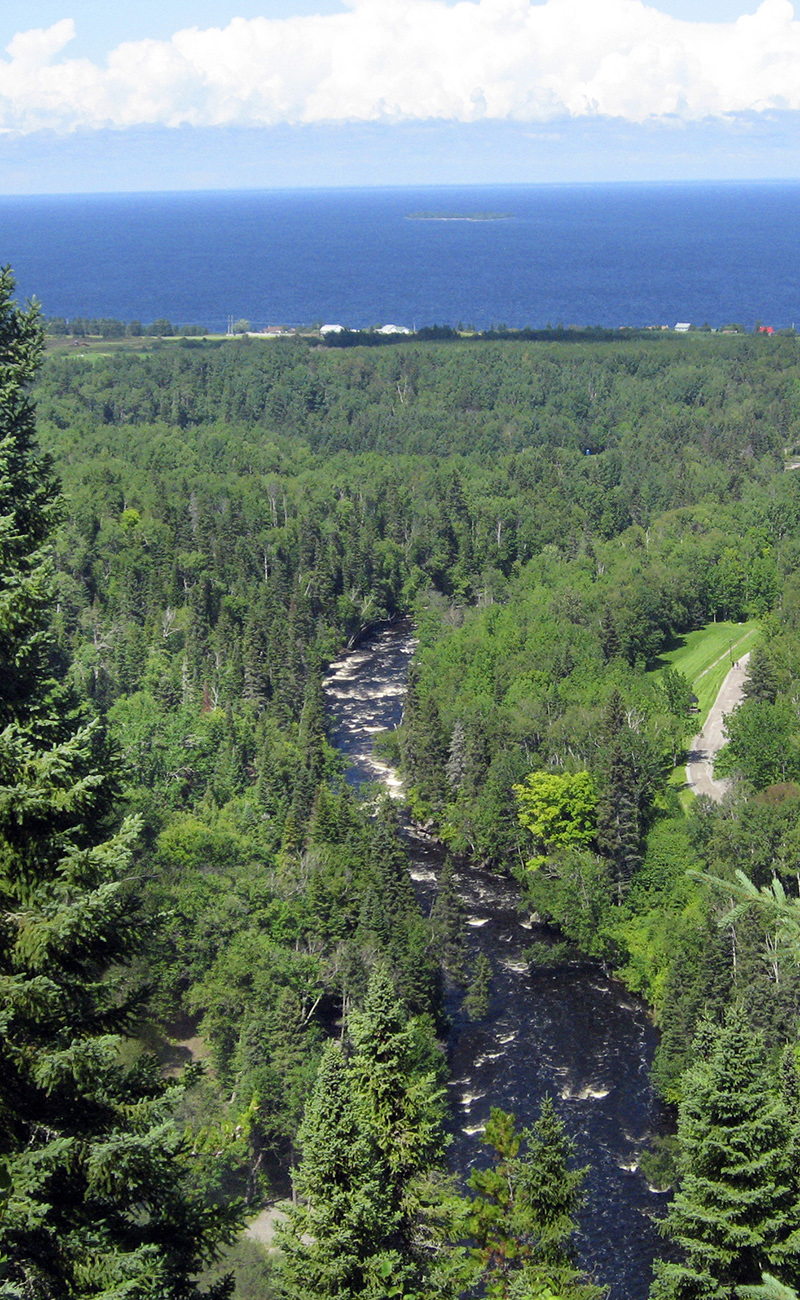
[
  {"left": 323, "top": 623, "right": 412, "bottom": 801},
  {"left": 502, "top": 958, "right": 530, "bottom": 974},
  {"left": 327, "top": 653, "right": 373, "bottom": 677},
  {"left": 560, "top": 1084, "right": 612, "bottom": 1101}
]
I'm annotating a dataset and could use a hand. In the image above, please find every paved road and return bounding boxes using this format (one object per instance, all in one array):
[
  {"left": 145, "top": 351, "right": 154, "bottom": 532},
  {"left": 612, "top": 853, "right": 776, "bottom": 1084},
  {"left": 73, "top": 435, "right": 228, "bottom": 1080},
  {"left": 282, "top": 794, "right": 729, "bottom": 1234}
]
[{"left": 685, "top": 652, "right": 751, "bottom": 801}]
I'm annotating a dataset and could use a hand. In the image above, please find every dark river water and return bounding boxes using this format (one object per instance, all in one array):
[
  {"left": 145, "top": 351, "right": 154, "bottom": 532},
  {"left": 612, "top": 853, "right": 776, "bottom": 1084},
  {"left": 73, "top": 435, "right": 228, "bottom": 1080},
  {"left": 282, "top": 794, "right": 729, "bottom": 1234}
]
[{"left": 324, "top": 622, "right": 671, "bottom": 1300}]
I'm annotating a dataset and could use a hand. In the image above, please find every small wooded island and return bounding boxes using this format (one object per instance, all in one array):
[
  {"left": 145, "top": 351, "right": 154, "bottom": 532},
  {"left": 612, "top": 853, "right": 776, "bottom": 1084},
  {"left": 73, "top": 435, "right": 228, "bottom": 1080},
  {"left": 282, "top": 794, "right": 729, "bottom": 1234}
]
[{"left": 2, "top": 269, "right": 800, "bottom": 1300}]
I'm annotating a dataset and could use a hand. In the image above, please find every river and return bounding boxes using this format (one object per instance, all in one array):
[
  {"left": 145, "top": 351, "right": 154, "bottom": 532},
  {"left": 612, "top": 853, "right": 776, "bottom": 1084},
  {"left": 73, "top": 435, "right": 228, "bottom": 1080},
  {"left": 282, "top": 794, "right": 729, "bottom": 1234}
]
[{"left": 324, "top": 622, "right": 672, "bottom": 1300}]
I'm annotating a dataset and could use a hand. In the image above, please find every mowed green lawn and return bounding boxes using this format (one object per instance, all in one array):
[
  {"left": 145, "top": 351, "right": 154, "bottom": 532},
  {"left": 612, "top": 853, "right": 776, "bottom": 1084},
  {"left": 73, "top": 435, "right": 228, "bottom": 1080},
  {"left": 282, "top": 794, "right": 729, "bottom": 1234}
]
[
  {"left": 653, "top": 619, "right": 760, "bottom": 728},
  {"left": 649, "top": 620, "right": 759, "bottom": 804}
]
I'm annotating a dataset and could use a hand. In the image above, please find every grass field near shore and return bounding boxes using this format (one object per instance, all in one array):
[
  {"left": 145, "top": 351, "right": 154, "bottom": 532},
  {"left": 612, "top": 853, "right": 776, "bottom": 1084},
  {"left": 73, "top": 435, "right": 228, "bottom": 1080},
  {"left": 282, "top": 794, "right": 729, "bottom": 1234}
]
[{"left": 652, "top": 619, "right": 760, "bottom": 727}]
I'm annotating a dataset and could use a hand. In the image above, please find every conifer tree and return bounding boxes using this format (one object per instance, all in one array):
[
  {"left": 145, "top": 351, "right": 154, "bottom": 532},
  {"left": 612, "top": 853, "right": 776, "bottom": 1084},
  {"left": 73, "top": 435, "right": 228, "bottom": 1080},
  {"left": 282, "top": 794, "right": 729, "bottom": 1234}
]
[
  {"left": 463, "top": 1103, "right": 603, "bottom": 1300},
  {"left": 464, "top": 951, "right": 492, "bottom": 1020},
  {"left": 0, "top": 270, "right": 238, "bottom": 1297},
  {"left": 348, "top": 964, "right": 446, "bottom": 1199},
  {"left": 402, "top": 666, "right": 449, "bottom": 805},
  {"left": 743, "top": 647, "right": 780, "bottom": 705},
  {"left": 277, "top": 1040, "right": 402, "bottom": 1300},
  {"left": 446, "top": 720, "right": 469, "bottom": 793},
  {"left": 519, "top": 1098, "right": 590, "bottom": 1272},
  {"left": 740, "top": 1277, "right": 800, "bottom": 1300},
  {"left": 280, "top": 967, "right": 451, "bottom": 1299},
  {"left": 596, "top": 691, "right": 642, "bottom": 893},
  {"left": 595, "top": 689, "right": 664, "bottom": 898},
  {"left": 430, "top": 859, "right": 468, "bottom": 982},
  {"left": 651, "top": 1007, "right": 800, "bottom": 1300}
]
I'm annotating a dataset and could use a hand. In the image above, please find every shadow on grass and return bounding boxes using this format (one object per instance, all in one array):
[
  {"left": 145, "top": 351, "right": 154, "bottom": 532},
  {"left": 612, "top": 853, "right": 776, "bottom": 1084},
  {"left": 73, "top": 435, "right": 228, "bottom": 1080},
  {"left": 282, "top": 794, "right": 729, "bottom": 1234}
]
[{"left": 648, "top": 631, "right": 688, "bottom": 673}]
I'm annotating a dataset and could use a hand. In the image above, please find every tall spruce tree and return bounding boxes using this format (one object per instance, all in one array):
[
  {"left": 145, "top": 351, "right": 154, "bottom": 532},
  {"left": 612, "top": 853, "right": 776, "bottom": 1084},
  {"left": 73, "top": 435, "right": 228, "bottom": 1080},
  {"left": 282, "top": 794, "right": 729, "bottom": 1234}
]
[
  {"left": 463, "top": 1104, "right": 603, "bottom": 1300},
  {"left": 348, "top": 965, "right": 447, "bottom": 1205},
  {"left": 277, "top": 1040, "right": 402, "bottom": 1300},
  {"left": 0, "top": 271, "right": 239, "bottom": 1298},
  {"left": 402, "top": 666, "right": 449, "bottom": 807},
  {"left": 429, "top": 860, "right": 468, "bottom": 982},
  {"left": 651, "top": 1007, "right": 800, "bottom": 1300},
  {"left": 596, "top": 691, "right": 642, "bottom": 895},
  {"left": 279, "top": 966, "right": 451, "bottom": 1299}
]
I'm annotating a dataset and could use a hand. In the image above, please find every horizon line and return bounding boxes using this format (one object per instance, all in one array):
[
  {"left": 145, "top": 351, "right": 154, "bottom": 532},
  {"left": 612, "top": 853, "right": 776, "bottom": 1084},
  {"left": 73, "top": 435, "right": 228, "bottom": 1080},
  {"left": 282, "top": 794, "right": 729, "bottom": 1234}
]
[{"left": 3, "top": 175, "right": 800, "bottom": 200}]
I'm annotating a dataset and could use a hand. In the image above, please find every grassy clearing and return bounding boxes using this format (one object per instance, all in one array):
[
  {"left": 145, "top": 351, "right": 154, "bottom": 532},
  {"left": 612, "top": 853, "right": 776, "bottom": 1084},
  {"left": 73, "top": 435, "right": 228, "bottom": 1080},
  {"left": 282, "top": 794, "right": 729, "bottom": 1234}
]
[
  {"left": 44, "top": 335, "right": 232, "bottom": 358},
  {"left": 652, "top": 619, "right": 760, "bottom": 728},
  {"left": 651, "top": 620, "right": 760, "bottom": 807},
  {"left": 43, "top": 334, "right": 310, "bottom": 358}
]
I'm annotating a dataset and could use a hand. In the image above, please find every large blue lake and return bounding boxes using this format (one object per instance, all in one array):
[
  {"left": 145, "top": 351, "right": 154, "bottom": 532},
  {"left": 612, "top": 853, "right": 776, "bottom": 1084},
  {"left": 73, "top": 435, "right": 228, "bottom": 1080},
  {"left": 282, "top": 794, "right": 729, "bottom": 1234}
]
[{"left": 1, "top": 181, "right": 799, "bottom": 332}]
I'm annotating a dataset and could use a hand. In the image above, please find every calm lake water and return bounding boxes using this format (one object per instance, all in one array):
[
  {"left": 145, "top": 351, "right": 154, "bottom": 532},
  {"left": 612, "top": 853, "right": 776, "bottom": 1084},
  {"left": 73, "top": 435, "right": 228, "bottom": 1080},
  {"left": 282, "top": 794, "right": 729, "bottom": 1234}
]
[{"left": 2, "top": 180, "right": 799, "bottom": 331}]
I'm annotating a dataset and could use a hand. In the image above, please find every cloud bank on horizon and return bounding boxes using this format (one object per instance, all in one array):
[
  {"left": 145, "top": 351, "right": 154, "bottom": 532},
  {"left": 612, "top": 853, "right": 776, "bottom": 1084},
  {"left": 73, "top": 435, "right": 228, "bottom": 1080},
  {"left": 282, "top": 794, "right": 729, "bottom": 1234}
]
[{"left": 2, "top": 0, "right": 799, "bottom": 135}]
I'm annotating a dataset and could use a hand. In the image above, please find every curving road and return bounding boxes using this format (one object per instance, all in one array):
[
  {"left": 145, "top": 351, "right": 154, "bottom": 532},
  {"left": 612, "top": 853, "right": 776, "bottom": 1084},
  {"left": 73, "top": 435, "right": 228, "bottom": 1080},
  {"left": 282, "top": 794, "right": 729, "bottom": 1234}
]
[{"left": 685, "top": 652, "right": 751, "bottom": 801}]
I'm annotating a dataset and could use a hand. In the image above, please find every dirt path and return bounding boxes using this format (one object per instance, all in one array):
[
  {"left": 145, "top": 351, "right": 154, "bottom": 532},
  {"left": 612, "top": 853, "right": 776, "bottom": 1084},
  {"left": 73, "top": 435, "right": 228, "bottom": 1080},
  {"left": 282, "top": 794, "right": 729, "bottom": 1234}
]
[
  {"left": 245, "top": 1203, "right": 290, "bottom": 1250},
  {"left": 685, "top": 652, "right": 751, "bottom": 801}
]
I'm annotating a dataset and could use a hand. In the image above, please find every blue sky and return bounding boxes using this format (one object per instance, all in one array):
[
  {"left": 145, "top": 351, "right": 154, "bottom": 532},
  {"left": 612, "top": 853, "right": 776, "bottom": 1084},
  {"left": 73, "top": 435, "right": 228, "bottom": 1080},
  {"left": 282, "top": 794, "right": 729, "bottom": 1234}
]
[
  {"left": 0, "top": 1, "right": 764, "bottom": 60},
  {"left": 2, "top": 0, "right": 799, "bottom": 192}
]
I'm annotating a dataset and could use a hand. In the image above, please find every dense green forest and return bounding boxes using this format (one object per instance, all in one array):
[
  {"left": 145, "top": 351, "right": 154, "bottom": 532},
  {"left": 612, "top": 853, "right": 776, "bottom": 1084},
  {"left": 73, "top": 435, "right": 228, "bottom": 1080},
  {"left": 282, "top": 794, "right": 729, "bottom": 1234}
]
[{"left": 5, "top": 287, "right": 800, "bottom": 1298}]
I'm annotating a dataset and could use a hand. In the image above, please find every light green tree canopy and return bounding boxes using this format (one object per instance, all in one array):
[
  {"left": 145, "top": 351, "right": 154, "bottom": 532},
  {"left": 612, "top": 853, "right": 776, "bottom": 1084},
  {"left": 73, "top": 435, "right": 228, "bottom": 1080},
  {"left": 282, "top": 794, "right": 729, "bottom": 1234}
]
[{"left": 513, "top": 771, "right": 597, "bottom": 868}]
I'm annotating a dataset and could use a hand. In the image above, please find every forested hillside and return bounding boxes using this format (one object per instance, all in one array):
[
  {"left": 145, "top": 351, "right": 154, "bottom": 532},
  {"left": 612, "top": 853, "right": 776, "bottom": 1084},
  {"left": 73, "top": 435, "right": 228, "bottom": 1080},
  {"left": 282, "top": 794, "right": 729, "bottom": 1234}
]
[{"left": 7, "top": 312, "right": 800, "bottom": 1298}]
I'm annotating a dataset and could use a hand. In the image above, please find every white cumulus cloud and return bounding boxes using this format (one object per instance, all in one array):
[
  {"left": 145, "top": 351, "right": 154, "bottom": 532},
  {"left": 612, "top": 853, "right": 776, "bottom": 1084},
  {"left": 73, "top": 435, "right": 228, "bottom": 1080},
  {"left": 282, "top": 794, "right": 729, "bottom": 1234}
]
[{"left": 1, "top": 0, "right": 800, "bottom": 134}]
